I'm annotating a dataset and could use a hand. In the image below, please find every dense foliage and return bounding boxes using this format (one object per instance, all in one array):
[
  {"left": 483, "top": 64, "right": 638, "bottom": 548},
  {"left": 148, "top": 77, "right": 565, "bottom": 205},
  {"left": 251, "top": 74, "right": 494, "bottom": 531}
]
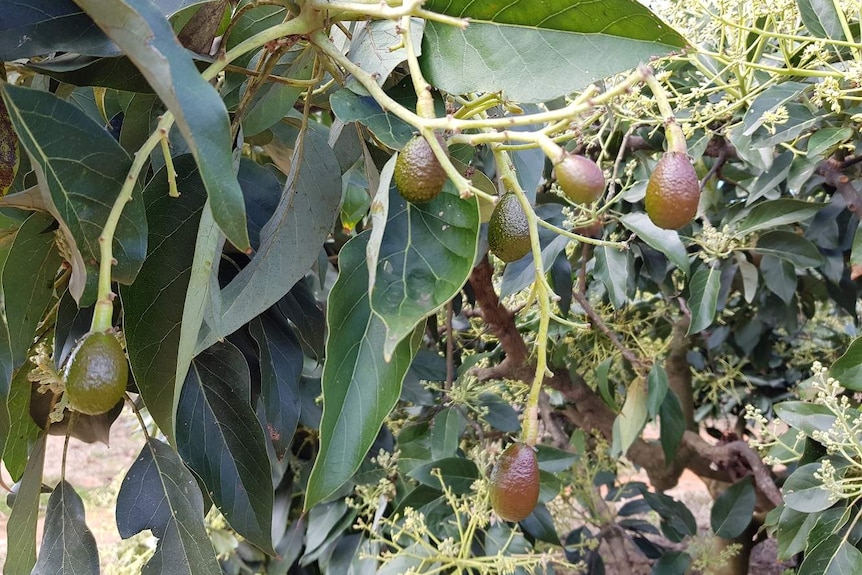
[{"left": 2, "top": 0, "right": 862, "bottom": 574}]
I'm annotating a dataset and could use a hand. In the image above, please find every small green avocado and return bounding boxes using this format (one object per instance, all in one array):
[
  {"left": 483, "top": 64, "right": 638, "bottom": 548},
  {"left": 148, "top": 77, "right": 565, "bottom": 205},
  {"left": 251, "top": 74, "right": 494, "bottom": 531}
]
[
  {"left": 488, "top": 193, "right": 531, "bottom": 263},
  {"left": 64, "top": 331, "right": 128, "bottom": 416},
  {"left": 394, "top": 135, "right": 448, "bottom": 203}
]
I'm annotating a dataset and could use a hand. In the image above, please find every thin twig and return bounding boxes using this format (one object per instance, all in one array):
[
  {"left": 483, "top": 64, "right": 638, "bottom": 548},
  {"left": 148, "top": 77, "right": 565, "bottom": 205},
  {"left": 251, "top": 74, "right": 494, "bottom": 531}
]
[{"left": 572, "top": 291, "right": 647, "bottom": 372}]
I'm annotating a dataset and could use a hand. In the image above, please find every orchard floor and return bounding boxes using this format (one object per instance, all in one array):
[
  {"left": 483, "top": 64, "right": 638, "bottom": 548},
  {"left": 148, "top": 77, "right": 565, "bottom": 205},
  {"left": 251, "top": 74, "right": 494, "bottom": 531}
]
[{"left": 0, "top": 414, "right": 793, "bottom": 574}]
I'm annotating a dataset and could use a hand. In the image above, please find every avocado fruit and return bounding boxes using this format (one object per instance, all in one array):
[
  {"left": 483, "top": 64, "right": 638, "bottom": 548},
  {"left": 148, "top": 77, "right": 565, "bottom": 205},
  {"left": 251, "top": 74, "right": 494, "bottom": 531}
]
[
  {"left": 394, "top": 134, "right": 448, "bottom": 203},
  {"left": 489, "top": 443, "right": 540, "bottom": 522},
  {"left": 488, "top": 192, "right": 531, "bottom": 263},
  {"left": 64, "top": 331, "right": 128, "bottom": 416},
  {"left": 644, "top": 152, "right": 700, "bottom": 230},
  {"left": 554, "top": 153, "right": 605, "bottom": 204}
]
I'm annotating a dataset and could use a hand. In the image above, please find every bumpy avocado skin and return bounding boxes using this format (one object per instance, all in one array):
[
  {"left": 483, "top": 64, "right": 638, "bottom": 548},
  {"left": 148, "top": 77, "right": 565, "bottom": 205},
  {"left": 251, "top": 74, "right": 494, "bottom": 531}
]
[
  {"left": 393, "top": 135, "right": 448, "bottom": 203},
  {"left": 554, "top": 154, "right": 605, "bottom": 204},
  {"left": 65, "top": 332, "right": 128, "bottom": 416},
  {"left": 488, "top": 193, "right": 531, "bottom": 263},
  {"left": 645, "top": 152, "right": 700, "bottom": 230},
  {"left": 489, "top": 443, "right": 540, "bottom": 522}
]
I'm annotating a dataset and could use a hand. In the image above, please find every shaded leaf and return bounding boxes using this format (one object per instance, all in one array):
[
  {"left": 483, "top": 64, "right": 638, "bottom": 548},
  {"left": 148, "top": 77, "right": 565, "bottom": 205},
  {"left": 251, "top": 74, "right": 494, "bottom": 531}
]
[
  {"left": 594, "top": 246, "right": 630, "bottom": 309},
  {"left": 0, "top": 83, "right": 146, "bottom": 303},
  {"left": 646, "top": 362, "right": 669, "bottom": 420},
  {"left": 760, "top": 255, "right": 796, "bottom": 304},
  {"left": 783, "top": 462, "right": 833, "bottom": 513},
  {"left": 777, "top": 506, "right": 820, "bottom": 559},
  {"left": 687, "top": 264, "right": 720, "bottom": 334},
  {"left": 829, "top": 336, "right": 862, "bottom": 391},
  {"left": 652, "top": 551, "right": 691, "bottom": 575},
  {"left": 330, "top": 89, "right": 414, "bottom": 151},
  {"left": 735, "top": 198, "right": 823, "bottom": 234},
  {"left": 420, "top": 0, "right": 686, "bottom": 102},
  {"left": 116, "top": 438, "right": 220, "bottom": 574},
  {"left": 176, "top": 341, "right": 274, "bottom": 553},
  {"left": 641, "top": 490, "right": 697, "bottom": 543},
  {"left": 710, "top": 477, "right": 755, "bottom": 538},
  {"left": 32, "top": 480, "right": 99, "bottom": 575},
  {"left": 304, "top": 233, "right": 421, "bottom": 509},
  {"left": 243, "top": 48, "right": 315, "bottom": 137},
  {"left": 4, "top": 435, "right": 46, "bottom": 575},
  {"left": 774, "top": 401, "right": 838, "bottom": 437},
  {"left": 612, "top": 379, "right": 648, "bottom": 457},
  {"left": 799, "top": 535, "right": 862, "bottom": 575},
  {"left": 75, "top": 0, "right": 250, "bottom": 251},
  {"left": 0, "top": 0, "right": 116, "bottom": 59},
  {"left": 431, "top": 408, "right": 465, "bottom": 460},
  {"left": 0, "top": 96, "right": 19, "bottom": 196},
  {"left": 754, "top": 230, "right": 824, "bottom": 268},
  {"left": 535, "top": 445, "right": 577, "bottom": 473},
  {"left": 408, "top": 458, "right": 479, "bottom": 494},
  {"left": 620, "top": 213, "right": 689, "bottom": 275},
  {"left": 3, "top": 362, "right": 42, "bottom": 481},
  {"left": 346, "top": 19, "right": 424, "bottom": 93}
]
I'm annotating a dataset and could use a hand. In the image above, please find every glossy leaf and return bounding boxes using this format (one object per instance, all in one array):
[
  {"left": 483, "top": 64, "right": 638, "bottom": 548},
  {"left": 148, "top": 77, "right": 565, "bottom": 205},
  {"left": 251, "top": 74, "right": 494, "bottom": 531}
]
[
  {"left": 420, "top": 0, "right": 686, "bottom": 102},
  {"left": 620, "top": 213, "right": 690, "bottom": 275},
  {"left": 197, "top": 126, "right": 341, "bottom": 351},
  {"left": 32, "top": 480, "right": 99, "bottom": 575},
  {"left": 783, "top": 462, "right": 834, "bottom": 513},
  {"left": 367, "top": 159, "right": 479, "bottom": 360},
  {"left": 176, "top": 341, "right": 273, "bottom": 553},
  {"left": 330, "top": 89, "right": 414, "bottom": 150},
  {"left": 121, "top": 157, "right": 208, "bottom": 444},
  {"left": 829, "top": 336, "right": 862, "bottom": 391},
  {"left": 754, "top": 230, "right": 824, "bottom": 268},
  {"left": 646, "top": 362, "right": 669, "bottom": 420},
  {"left": 777, "top": 506, "right": 820, "bottom": 559},
  {"left": 305, "top": 233, "right": 422, "bottom": 509},
  {"left": 75, "top": 0, "right": 251, "bottom": 252},
  {"left": 4, "top": 435, "right": 46, "bottom": 575},
  {"left": 774, "top": 401, "right": 838, "bottom": 437},
  {"left": 116, "top": 437, "right": 220, "bottom": 574},
  {"left": 0, "top": 83, "right": 146, "bottom": 303},
  {"left": 799, "top": 535, "right": 862, "bottom": 575},
  {"left": 250, "top": 314, "right": 303, "bottom": 461},
  {"left": 659, "top": 390, "right": 686, "bottom": 462},
  {"left": 710, "top": 477, "right": 755, "bottom": 538},
  {"left": 431, "top": 408, "right": 466, "bottom": 460},
  {"left": 687, "top": 264, "right": 720, "bottom": 334},
  {"left": 408, "top": 457, "right": 479, "bottom": 494},
  {"left": 735, "top": 198, "right": 823, "bottom": 234}
]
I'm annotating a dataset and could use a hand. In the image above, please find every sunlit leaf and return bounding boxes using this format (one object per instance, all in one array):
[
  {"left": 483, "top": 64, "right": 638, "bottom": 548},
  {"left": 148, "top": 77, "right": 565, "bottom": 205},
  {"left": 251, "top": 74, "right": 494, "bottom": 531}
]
[
  {"left": 612, "top": 378, "right": 647, "bottom": 457},
  {"left": 799, "top": 535, "right": 862, "bottom": 575},
  {"left": 620, "top": 213, "right": 690, "bottom": 275}
]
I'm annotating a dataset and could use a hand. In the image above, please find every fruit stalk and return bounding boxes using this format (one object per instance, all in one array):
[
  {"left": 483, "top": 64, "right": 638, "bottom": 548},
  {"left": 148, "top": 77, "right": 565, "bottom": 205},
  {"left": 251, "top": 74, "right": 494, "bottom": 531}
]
[{"left": 643, "top": 67, "right": 687, "bottom": 155}]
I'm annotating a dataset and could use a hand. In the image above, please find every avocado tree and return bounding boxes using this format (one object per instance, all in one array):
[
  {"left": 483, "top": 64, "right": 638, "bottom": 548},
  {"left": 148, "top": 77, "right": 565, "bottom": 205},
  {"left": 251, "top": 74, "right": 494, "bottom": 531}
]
[{"left": 1, "top": 0, "right": 862, "bottom": 573}]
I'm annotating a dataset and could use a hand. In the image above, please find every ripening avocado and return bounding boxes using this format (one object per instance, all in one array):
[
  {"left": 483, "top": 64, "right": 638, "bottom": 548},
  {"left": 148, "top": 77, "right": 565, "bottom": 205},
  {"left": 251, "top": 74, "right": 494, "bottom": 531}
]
[
  {"left": 488, "top": 192, "right": 531, "bottom": 263},
  {"left": 64, "top": 331, "right": 128, "bottom": 416},
  {"left": 554, "top": 153, "right": 605, "bottom": 204},
  {"left": 644, "top": 152, "right": 700, "bottom": 230},
  {"left": 394, "top": 134, "right": 448, "bottom": 203},
  {"left": 489, "top": 443, "right": 540, "bottom": 522}
]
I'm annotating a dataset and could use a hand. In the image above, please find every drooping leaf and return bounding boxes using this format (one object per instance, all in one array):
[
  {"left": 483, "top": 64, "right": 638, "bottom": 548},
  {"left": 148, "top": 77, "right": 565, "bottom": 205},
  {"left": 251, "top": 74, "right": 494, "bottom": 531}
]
[
  {"left": 646, "top": 362, "right": 669, "bottom": 420},
  {"left": 4, "top": 435, "right": 46, "bottom": 575},
  {"left": 777, "top": 506, "right": 820, "bottom": 559},
  {"left": 783, "top": 462, "right": 834, "bottom": 513},
  {"left": 74, "top": 0, "right": 251, "bottom": 252},
  {"left": 367, "top": 157, "right": 479, "bottom": 360},
  {"left": 612, "top": 378, "right": 648, "bottom": 457},
  {"left": 641, "top": 490, "right": 697, "bottom": 543},
  {"left": 116, "top": 437, "right": 221, "bottom": 574},
  {"left": 32, "top": 480, "right": 99, "bottom": 575},
  {"left": 594, "top": 246, "right": 630, "bottom": 309},
  {"left": 3, "top": 362, "right": 42, "bottom": 481},
  {"left": 659, "top": 390, "right": 685, "bottom": 462},
  {"left": 620, "top": 213, "right": 690, "bottom": 275},
  {"left": 197, "top": 126, "right": 341, "bottom": 352},
  {"left": 687, "top": 264, "right": 720, "bottom": 334},
  {"left": 120, "top": 157, "right": 208, "bottom": 444},
  {"left": 0, "top": 83, "right": 146, "bottom": 304},
  {"left": 0, "top": 0, "right": 116, "bottom": 59},
  {"left": 799, "top": 535, "right": 862, "bottom": 575},
  {"left": 176, "top": 340, "right": 274, "bottom": 553},
  {"left": 829, "top": 336, "right": 862, "bottom": 391},
  {"left": 250, "top": 314, "right": 302, "bottom": 461},
  {"left": 420, "top": 0, "right": 687, "bottom": 103},
  {"left": 305, "top": 233, "right": 422, "bottom": 509},
  {"left": 430, "top": 408, "right": 466, "bottom": 460},
  {"left": 242, "top": 48, "right": 315, "bottom": 137},
  {"left": 710, "top": 477, "right": 755, "bottom": 538}
]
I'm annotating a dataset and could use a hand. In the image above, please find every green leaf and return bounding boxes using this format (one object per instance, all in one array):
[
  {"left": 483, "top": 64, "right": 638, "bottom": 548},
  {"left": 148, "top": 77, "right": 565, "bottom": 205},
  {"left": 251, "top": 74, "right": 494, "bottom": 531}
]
[
  {"left": 796, "top": 0, "right": 848, "bottom": 40},
  {"left": 595, "top": 356, "right": 619, "bottom": 411},
  {"left": 535, "top": 445, "right": 577, "bottom": 473},
  {"left": 242, "top": 48, "right": 315, "bottom": 137},
  {"left": 330, "top": 89, "right": 414, "bottom": 150},
  {"left": 431, "top": 408, "right": 466, "bottom": 460},
  {"left": 32, "top": 480, "right": 99, "bottom": 575},
  {"left": 612, "top": 379, "right": 648, "bottom": 457},
  {"left": 620, "top": 213, "right": 690, "bottom": 275},
  {"left": 5, "top": 435, "right": 46, "bottom": 575},
  {"left": 760, "top": 255, "right": 796, "bottom": 304},
  {"left": 742, "top": 82, "right": 809, "bottom": 136},
  {"left": 197, "top": 126, "right": 341, "bottom": 352},
  {"left": 0, "top": 0, "right": 115, "bottom": 59},
  {"left": 659, "top": 390, "right": 685, "bottom": 463},
  {"left": 799, "top": 535, "right": 862, "bottom": 575},
  {"left": 652, "top": 551, "right": 691, "bottom": 575},
  {"left": 120, "top": 157, "right": 208, "bottom": 444},
  {"left": 687, "top": 264, "right": 720, "bottom": 334},
  {"left": 250, "top": 314, "right": 303, "bottom": 461},
  {"left": 641, "top": 490, "right": 697, "bottom": 543},
  {"left": 75, "top": 0, "right": 250, "bottom": 251},
  {"left": 646, "top": 362, "right": 669, "bottom": 420},
  {"left": 735, "top": 198, "right": 823, "bottom": 235},
  {"left": 735, "top": 253, "right": 759, "bottom": 303},
  {"left": 345, "top": 19, "right": 424, "bottom": 94},
  {"left": 594, "top": 246, "right": 630, "bottom": 309},
  {"left": 777, "top": 506, "right": 821, "bottom": 559},
  {"left": 774, "top": 401, "right": 838, "bottom": 437},
  {"left": 116, "top": 438, "right": 220, "bottom": 574},
  {"left": 3, "top": 362, "right": 42, "bottom": 481},
  {"left": 710, "top": 477, "right": 755, "bottom": 538},
  {"left": 783, "top": 462, "right": 833, "bottom": 513},
  {"left": 176, "top": 340, "right": 274, "bottom": 553},
  {"left": 420, "top": 0, "right": 687, "bottom": 103},
  {"left": 367, "top": 157, "right": 479, "bottom": 360},
  {"left": 829, "top": 336, "right": 862, "bottom": 391},
  {"left": 408, "top": 458, "right": 479, "bottom": 494},
  {"left": 0, "top": 83, "right": 146, "bottom": 304},
  {"left": 754, "top": 230, "right": 824, "bottom": 268},
  {"left": 808, "top": 127, "right": 853, "bottom": 158},
  {"left": 304, "top": 233, "right": 422, "bottom": 509}
]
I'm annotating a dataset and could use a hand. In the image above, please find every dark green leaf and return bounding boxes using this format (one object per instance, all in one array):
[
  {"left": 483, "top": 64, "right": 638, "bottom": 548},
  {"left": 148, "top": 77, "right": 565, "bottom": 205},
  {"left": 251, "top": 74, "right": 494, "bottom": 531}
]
[
  {"left": 710, "top": 477, "right": 755, "bottom": 538},
  {"left": 760, "top": 255, "right": 796, "bottom": 304},
  {"left": 304, "top": 233, "right": 422, "bottom": 509},
  {"left": 687, "top": 264, "right": 720, "bottom": 334},
  {"left": 243, "top": 48, "right": 315, "bottom": 137},
  {"left": 75, "top": 0, "right": 250, "bottom": 251},
  {"left": 829, "top": 336, "right": 862, "bottom": 391},
  {"left": 198, "top": 126, "right": 341, "bottom": 351},
  {"left": 238, "top": 158, "right": 282, "bottom": 252},
  {"left": 0, "top": 83, "right": 146, "bottom": 303},
  {"left": 275, "top": 277, "right": 326, "bottom": 361},
  {"left": 116, "top": 438, "right": 220, "bottom": 574},
  {"left": 742, "top": 82, "right": 809, "bottom": 136},
  {"left": 646, "top": 362, "right": 669, "bottom": 420},
  {"left": 735, "top": 198, "right": 823, "bottom": 235},
  {"left": 27, "top": 54, "right": 157, "bottom": 94},
  {"left": 478, "top": 392, "right": 521, "bottom": 432},
  {"left": 799, "top": 535, "right": 862, "bottom": 575},
  {"left": 620, "top": 213, "right": 690, "bottom": 275},
  {"left": 420, "top": 0, "right": 686, "bottom": 103},
  {"left": 596, "top": 356, "right": 619, "bottom": 411},
  {"left": 3, "top": 363, "right": 41, "bottom": 481},
  {"left": 520, "top": 503, "right": 560, "bottom": 543},
  {"left": 176, "top": 341, "right": 274, "bottom": 553},
  {"left": 808, "top": 127, "right": 853, "bottom": 158},
  {"left": 250, "top": 314, "right": 302, "bottom": 461},
  {"left": 652, "top": 551, "right": 691, "bottom": 575},
  {"left": 368, "top": 158, "right": 479, "bottom": 359},
  {"left": 774, "top": 401, "right": 838, "bottom": 437},
  {"left": 32, "top": 480, "right": 99, "bottom": 575},
  {"left": 408, "top": 458, "right": 479, "bottom": 494},
  {"left": 754, "top": 230, "right": 824, "bottom": 268},
  {"left": 783, "top": 462, "right": 833, "bottom": 513},
  {"left": 120, "top": 157, "right": 207, "bottom": 444},
  {"left": 641, "top": 490, "right": 697, "bottom": 543},
  {"left": 431, "top": 408, "right": 465, "bottom": 460},
  {"left": 777, "top": 506, "right": 820, "bottom": 559},
  {"left": 796, "top": 0, "right": 847, "bottom": 40},
  {"left": 5, "top": 435, "right": 45, "bottom": 575},
  {"left": 0, "top": 0, "right": 115, "bottom": 59},
  {"left": 330, "top": 89, "right": 414, "bottom": 150},
  {"left": 594, "top": 246, "right": 630, "bottom": 309},
  {"left": 535, "top": 445, "right": 577, "bottom": 473}
]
